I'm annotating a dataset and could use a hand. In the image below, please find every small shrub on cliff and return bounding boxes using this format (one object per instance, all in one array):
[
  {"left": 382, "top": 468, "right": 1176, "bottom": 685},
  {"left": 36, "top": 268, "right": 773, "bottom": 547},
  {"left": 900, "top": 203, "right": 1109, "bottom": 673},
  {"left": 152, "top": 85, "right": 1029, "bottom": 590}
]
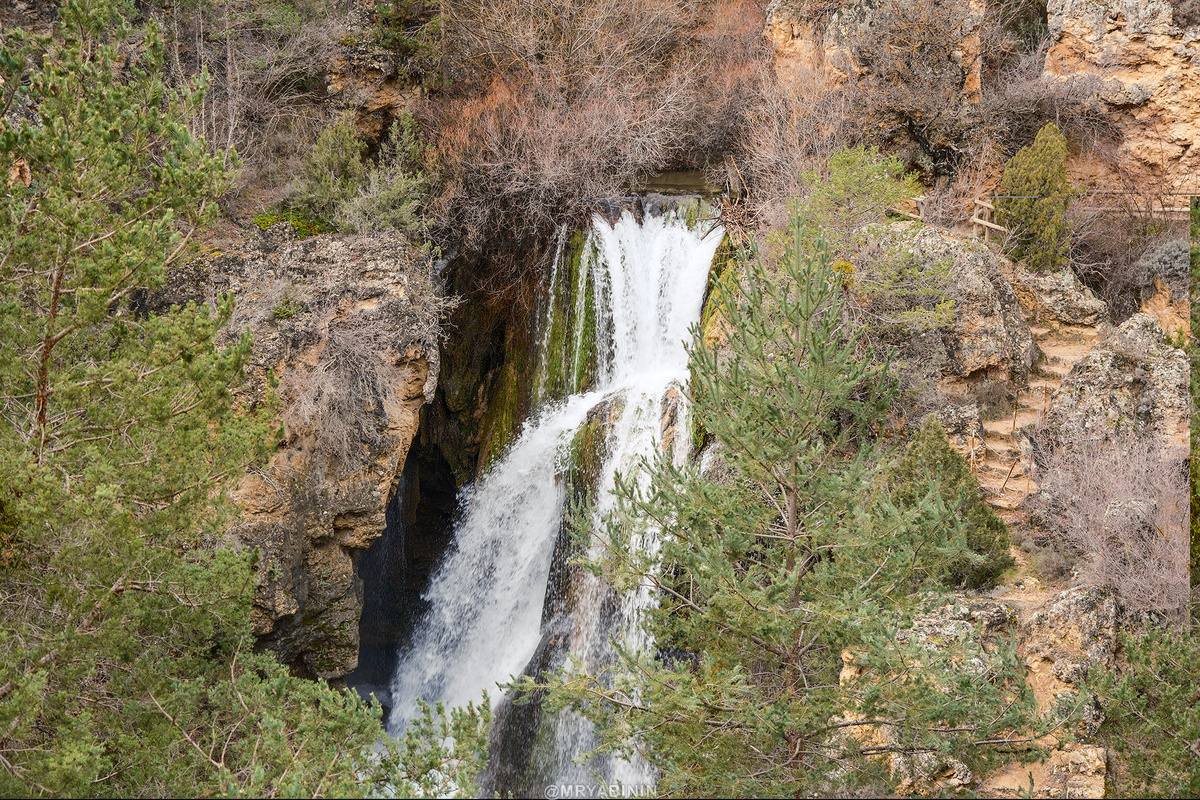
[
  {"left": 889, "top": 417, "right": 1013, "bottom": 588},
  {"left": 848, "top": 241, "right": 956, "bottom": 344},
  {"left": 334, "top": 114, "right": 430, "bottom": 236},
  {"left": 995, "top": 123, "right": 1073, "bottom": 272},
  {"left": 291, "top": 112, "right": 430, "bottom": 237},
  {"left": 294, "top": 114, "right": 368, "bottom": 225},
  {"left": 794, "top": 146, "right": 921, "bottom": 254}
]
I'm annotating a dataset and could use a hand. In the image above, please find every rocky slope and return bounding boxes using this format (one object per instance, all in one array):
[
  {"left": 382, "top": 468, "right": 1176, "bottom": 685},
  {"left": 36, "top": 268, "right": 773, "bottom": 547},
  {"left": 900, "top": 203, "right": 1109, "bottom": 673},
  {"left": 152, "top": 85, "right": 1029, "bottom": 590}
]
[{"left": 852, "top": 220, "right": 1186, "bottom": 798}]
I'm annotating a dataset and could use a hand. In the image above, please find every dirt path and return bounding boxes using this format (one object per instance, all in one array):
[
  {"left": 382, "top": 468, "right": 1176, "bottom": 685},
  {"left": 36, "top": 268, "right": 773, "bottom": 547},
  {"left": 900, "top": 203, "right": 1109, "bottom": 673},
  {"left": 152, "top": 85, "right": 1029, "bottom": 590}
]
[
  {"left": 975, "top": 324, "right": 1101, "bottom": 511},
  {"left": 972, "top": 320, "right": 1105, "bottom": 799}
]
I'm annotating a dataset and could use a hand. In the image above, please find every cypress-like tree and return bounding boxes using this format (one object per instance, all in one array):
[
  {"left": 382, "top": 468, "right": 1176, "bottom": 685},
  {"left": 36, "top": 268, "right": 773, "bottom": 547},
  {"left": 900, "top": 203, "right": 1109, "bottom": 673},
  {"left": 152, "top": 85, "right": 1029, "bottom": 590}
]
[
  {"left": 526, "top": 216, "right": 1036, "bottom": 796},
  {"left": 995, "top": 123, "right": 1073, "bottom": 272},
  {"left": 889, "top": 417, "right": 1013, "bottom": 588},
  {"left": 0, "top": 2, "right": 486, "bottom": 795}
]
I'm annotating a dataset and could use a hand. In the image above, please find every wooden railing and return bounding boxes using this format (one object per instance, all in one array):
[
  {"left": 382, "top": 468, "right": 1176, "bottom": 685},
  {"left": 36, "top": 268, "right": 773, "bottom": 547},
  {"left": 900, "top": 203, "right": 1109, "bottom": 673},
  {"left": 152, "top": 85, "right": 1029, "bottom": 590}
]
[
  {"left": 892, "top": 192, "right": 1193, "bottom": 243},
  {"left": 971, "top": 198, "right": 1005, "bottom": 243}
]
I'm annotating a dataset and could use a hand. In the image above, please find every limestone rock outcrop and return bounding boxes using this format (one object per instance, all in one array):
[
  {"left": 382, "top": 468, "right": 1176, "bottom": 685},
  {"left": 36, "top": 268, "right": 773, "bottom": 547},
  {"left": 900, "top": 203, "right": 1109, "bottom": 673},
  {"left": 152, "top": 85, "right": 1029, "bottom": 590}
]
[
  {"left": 167, "top": 224, "right": 447, "bottom": 679},
  {"left": 927, "top": 403, "right": 987, "bottom": 463},
  {"left": 866, "top": 223, "right": 1036, "bottom": 385},
  {"left": 1019, "top": 586, "right": 1118, "bottom": 713},
  {"left": 1044, "top": 0, "right": 1200, "bottom": 189},
  {"left": 1001, "top": 262, "right": 1108, "bottom": 327},
  {"left": 1034, "top": 312, "right": 1188, "bottom": 450}
]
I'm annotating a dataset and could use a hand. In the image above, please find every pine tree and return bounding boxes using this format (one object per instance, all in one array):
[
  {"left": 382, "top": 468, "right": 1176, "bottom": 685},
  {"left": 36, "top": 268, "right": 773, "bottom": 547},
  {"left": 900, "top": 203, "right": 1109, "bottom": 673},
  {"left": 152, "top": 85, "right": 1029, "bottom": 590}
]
[
  {"left": 0, "top": 2, "right": 485, "bottom": 795},
  {"left": 524, "top": 215, "right": 1036, "bottom": 796},
  {"left": 889, "top": 417, "right": 1013, "bottom": 588},
  {"left": 1090, "top": 629, "right": 1200, "bottom": 797},
  {"left": 995, "top": 123, "right": 1073, "bottom": 272}
]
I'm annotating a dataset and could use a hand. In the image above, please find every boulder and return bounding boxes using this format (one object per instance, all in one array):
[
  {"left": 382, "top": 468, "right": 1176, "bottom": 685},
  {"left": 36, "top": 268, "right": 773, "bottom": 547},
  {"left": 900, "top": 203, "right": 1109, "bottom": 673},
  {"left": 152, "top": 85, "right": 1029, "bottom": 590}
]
[
  {"left": 1032, "top": 312, "right": 1188, "bottom": 452},
  {"left": 1002, "top": 263, "right": 1108, "bottom": 327},
  {"left": 926, "top": 403, "right": 987, "bottom": 463},
  {"left": 867, "top": 223, "right": 1036, "bottom": 385},
  {"left": 1019, "top": 586, "right": 1118, "bottom": 721}
]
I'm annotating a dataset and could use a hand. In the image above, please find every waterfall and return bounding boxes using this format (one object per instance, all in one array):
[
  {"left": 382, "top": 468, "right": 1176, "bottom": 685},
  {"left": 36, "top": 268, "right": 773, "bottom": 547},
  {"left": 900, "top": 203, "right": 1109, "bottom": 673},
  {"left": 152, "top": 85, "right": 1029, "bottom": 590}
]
[{"left": 388, "top": 201, "right": 723, "bottom": 790}]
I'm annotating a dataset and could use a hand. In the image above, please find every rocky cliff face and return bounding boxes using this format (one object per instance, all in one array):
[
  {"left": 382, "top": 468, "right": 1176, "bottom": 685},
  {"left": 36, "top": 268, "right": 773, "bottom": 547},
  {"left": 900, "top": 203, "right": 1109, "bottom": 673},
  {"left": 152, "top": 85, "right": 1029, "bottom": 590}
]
[
  {"left": 1044, "top": 0, "right": 1199, "bottom": 190},
  {"left": 764, "top": 0, "right": 984, "bottom": 99},
  {"left": 165, "top": 224, "right": 447, "bottom": 679},
  {"left": 767, "top": 0, "right": 1198, "bottom": 191}
]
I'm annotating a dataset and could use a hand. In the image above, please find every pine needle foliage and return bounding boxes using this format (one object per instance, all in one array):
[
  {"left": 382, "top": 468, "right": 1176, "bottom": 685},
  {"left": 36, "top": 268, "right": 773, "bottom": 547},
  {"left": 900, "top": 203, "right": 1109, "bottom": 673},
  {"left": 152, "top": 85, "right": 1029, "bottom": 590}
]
[
  {"left": 1088, "top": 629, "right": 1200, "bottom": 797},
  {"left": 0, "top": 2, "right": 484, "bottom": 795},
  {"left": 795, "top": 146, "right": 921, "bottom": 255},
  {"left": 995, "top": 123, "right": 1073, "bottom": 272},
  {"left": 889, "top": 417, "right": 1013, "bottom": 588},
  {"left": 520, "top": 215, "right": 1037, "bottom": 797}
]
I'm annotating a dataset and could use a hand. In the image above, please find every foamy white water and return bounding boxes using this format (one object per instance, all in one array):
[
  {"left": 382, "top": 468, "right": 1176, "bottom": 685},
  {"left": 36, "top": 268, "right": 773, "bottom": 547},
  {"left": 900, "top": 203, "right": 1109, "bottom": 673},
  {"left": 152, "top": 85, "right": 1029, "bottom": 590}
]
[{"left": 388, "top": 204, "right": 722, "bottom": 786}]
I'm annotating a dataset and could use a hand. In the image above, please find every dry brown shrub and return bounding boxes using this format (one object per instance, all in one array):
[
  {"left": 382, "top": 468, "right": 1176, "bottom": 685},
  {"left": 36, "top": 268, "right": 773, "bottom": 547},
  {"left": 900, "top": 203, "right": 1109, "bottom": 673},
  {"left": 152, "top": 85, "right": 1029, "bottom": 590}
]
[
  {"left": 428, "top": 0, "right": 769, "bottom": 260},
  {"left": 735, "top": 69, "right": 862, "bottom": 229},
  {"left": 1067, "top": 180, "right": 1190, "bottom": 321},
  {"left": 978, "top": 36, "right": 1117, "bottom": 159},
  {"left": 280, "top": 257, "right": 455, "bottom": 477},
  {"left": 916, "top": 135, "right": 1005, "bottom": 228},
  {"left": 284, "top": 317, "right": 405, "bottom": 474},
  {"left": 1040, "top": 435, "right": 1189, "bottom": 620},
  {"left": 848, "top": 0, "right": 980, "bottom": 173}
]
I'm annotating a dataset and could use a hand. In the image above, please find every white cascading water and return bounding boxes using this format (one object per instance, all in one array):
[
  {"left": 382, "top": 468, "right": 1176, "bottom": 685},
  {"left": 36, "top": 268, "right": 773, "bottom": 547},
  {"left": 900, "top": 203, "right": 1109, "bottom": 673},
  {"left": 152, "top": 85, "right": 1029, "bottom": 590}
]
[{"left": 388, "top": 203, "right": 722, "bottom": 788}]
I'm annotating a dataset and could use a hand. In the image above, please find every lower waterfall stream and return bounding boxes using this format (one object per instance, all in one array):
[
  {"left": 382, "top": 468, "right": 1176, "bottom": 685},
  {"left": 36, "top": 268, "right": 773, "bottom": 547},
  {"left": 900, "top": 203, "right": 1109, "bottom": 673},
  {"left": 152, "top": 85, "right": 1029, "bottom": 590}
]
[{"left": 387, "top": 201, "right": 723, "bottom": 793}]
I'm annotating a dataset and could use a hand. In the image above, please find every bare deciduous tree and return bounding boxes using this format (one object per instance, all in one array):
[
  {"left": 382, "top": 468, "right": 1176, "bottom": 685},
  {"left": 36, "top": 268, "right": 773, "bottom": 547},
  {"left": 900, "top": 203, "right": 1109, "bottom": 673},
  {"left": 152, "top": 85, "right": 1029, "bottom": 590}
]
[
  {"left": 735, "top": 68, "right": 863, "bottom": 229},
  {"left": 150, "top": 0, "right": 344, "bottom": 194},
  {"left": 428, "top": 0, "right": 769, "bottom": 270}
]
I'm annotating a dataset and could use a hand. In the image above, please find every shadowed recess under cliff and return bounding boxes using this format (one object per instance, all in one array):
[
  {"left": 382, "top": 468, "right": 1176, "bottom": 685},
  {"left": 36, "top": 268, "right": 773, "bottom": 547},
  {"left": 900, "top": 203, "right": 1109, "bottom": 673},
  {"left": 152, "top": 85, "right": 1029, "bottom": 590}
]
[{"left": 386, "top": 200, "right": 723, "bottom": 793}]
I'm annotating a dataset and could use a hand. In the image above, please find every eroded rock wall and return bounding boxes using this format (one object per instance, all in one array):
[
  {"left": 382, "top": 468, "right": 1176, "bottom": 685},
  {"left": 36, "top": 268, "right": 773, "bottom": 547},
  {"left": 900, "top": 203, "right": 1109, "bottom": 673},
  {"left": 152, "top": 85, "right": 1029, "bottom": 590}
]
[
  {"left": 1045, "top": 0, "right": 1200, "bottom": 189},
  {"left": 166, "top": 224, "right": 447, "bottom": 679}
]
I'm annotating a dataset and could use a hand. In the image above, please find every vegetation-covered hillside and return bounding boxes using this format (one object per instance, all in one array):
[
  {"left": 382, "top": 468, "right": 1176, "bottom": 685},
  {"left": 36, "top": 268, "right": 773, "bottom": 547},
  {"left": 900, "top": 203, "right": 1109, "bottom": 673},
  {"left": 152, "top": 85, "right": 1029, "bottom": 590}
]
[{"left": 0, "top": 0, "right": 1194, "bottom": 796}]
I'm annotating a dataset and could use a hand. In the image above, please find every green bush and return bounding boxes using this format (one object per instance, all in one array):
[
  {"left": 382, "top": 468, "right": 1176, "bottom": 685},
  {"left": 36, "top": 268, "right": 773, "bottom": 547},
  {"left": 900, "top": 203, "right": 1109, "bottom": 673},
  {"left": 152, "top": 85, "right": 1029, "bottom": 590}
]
[
  {"left": 294, "top": 114, "right": 368, "bottom": 223},
  {"left": 290, "top": 113, "right": 429, "bottom": 237},
  {"left": 333, "top": 114, "right": 429, "bottom": 236},
  {"left": 1089, "top": 628, "right": 1200, "bottom": 797},
  {"left": 889, "top": 417, "right": 1013, "bottom": 588},
  {"left": 995, "top": 123, "right": 1073, "bottom": 272},
  {"left": 849, "top": 245, "right": 956, "bottom": 344},
  {"left": 795, "top": 146, "right": 921, "bottom": 255}
]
